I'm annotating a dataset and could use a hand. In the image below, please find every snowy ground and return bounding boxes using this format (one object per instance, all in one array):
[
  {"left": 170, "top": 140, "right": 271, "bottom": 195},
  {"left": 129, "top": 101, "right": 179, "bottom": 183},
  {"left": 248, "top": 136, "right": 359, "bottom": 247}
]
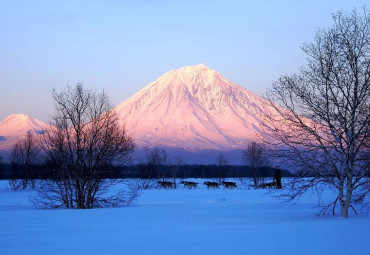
[{"left": 0, "top": 179, "right": 369, "bottom": 255}]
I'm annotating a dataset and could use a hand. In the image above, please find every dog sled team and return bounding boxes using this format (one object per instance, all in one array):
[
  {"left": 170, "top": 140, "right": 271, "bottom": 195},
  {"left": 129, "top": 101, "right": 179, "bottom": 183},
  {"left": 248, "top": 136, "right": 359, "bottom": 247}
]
[
  {"left": 158, "top": 180, "right": 238, "bottom": 189},
  {"left": 158, "top": 166, "right": 283, "bottom": 190}
]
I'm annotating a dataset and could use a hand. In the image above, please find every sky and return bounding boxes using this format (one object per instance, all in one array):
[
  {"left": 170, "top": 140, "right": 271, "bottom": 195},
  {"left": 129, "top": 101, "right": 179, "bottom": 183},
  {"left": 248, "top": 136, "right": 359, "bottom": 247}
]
[{"left": 0, "top": 0, "right": 368, "bottom": 122}]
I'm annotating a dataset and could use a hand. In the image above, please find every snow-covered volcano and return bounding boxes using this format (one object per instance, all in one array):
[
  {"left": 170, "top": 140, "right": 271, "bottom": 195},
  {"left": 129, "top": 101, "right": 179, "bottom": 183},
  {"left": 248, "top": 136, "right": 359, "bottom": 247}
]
[
  {"left": 115, "top": 64, "right": 270, "bottom": 152},
  {"left": 0, "top": 113, "right": 48, "bottom": 151}
]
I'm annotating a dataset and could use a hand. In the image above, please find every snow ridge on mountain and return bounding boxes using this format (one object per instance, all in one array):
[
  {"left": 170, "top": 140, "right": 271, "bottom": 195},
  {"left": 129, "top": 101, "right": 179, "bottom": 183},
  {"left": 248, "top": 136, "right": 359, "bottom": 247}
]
[{"left": 115, "top": 64, "right": 270, "bottom": 151}]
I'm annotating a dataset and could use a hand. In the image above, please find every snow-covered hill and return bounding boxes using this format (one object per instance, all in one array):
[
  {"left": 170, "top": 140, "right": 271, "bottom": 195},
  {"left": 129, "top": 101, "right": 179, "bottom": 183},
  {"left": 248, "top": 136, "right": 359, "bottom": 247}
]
[
  {"left": 115, "top": 64, "right": 271, "bottom": 152},
  {"left": 0, "top": 113, "right": 48, "bottom": 151}
]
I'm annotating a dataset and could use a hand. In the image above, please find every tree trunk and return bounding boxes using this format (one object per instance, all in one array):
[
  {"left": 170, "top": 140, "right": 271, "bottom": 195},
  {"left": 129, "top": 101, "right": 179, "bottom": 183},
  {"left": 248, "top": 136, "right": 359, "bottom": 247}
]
[
  {"left": 340, "top": 195, "right": 352, "bottom": 218},
  {"left": 253, "top": 175, "right": 258, "bottom": 187},
  {"left": 339, "top": 181, "right": 353, "bottom": 218}
]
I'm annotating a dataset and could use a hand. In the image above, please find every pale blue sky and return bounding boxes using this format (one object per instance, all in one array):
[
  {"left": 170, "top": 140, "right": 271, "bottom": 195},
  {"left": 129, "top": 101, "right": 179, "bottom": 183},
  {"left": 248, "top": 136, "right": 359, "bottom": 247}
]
[{"left": 0, "top": 0, "right": 367, "bottom": 122}]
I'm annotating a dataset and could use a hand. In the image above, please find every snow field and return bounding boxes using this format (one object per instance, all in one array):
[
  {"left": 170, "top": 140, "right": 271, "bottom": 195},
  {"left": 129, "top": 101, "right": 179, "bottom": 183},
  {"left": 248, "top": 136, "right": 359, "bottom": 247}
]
[{"left": 0, "top": 180, "right": 369, "bottom": 255}]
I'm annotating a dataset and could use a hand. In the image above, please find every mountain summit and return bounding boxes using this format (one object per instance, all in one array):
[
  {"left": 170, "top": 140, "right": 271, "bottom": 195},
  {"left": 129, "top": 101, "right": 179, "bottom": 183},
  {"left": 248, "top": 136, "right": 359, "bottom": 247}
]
[
  {"left": 0, "top": 114, "right": 48, "bottom": 151},
  {"left": 115, "top": 64, "right": 270, "bottom": 152}
]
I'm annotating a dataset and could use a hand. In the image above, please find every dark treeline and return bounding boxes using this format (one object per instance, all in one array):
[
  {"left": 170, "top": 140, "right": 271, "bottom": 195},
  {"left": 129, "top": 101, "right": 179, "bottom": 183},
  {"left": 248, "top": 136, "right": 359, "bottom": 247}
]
[
  {"left": 0, "top": 163, "right": 47, "bottom": 180},
  {"left": 121, "top": 164, "right": 295, "bottom": 179},
  {"left": 0, "top": 162, "right": 295, "bottom": 180}
]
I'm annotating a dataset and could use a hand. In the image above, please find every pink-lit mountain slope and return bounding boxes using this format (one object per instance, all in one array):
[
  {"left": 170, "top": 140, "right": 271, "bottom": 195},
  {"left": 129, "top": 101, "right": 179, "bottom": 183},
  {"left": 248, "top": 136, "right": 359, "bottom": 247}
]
[
  {"left": 0, "top": 113, "right": 48, "bottom": 151},
  {"left": 115, "top": 64, "right": 272, "bottom": 152}
]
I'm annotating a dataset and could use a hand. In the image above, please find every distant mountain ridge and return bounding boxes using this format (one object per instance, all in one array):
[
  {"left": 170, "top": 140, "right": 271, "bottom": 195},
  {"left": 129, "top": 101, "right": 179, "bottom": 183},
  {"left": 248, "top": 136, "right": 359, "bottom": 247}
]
[
  {"left": 1, "top": 64, "right": 275, "bottom": 164},
  {"left": 0, "top": 113, "right": 48, "bottom": 151}
]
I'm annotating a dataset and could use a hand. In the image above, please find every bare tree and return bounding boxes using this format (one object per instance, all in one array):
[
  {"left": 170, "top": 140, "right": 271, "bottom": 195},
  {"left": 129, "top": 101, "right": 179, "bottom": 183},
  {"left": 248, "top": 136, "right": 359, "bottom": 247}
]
[
  {"left": 136, "top": 159, "right": 154, "bottom": 190},
  {"left": 150, "top": 147, "right": 168, "bottom": 180},
  {"left": 171, "top": 156, "right": 184, "bottom": 189},
  {"left": 9, "top": 132, "right": 40, "bottom": 190},
  {"left": 146, "top": 147, "right": 167, "bottom": 179},
  {"left": 264, "top": 8, "right": 370, "bottom": 217},
  {"left": 214, "top": 153, "right": 229, "bottom": 184},
  {"left": 137, "top": 147, "right": 169, "bottom": 189},
  {"left": 242, "top": 141, "right": 269, "bottom": 187},
  {"left": 36, "top": 83, "right": 136, "bottom": 209}
]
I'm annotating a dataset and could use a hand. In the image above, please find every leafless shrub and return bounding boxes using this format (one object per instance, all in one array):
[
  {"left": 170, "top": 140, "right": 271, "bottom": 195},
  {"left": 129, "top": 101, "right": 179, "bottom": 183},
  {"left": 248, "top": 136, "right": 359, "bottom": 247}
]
[
  {"left": 9, "top": 132, "right": 40, "bottom": 190},
  {"left": 242, "top": 141, "right": 270, "bottom": 187},
  {"left": 214, "top": 153, "right": 229, "bottom": 184},
  {"left": 37, "top": 83, "right": 135, "bottom": 209},
  {"left": 137, "top": 147, "right": 168, "bottom": 189}
]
